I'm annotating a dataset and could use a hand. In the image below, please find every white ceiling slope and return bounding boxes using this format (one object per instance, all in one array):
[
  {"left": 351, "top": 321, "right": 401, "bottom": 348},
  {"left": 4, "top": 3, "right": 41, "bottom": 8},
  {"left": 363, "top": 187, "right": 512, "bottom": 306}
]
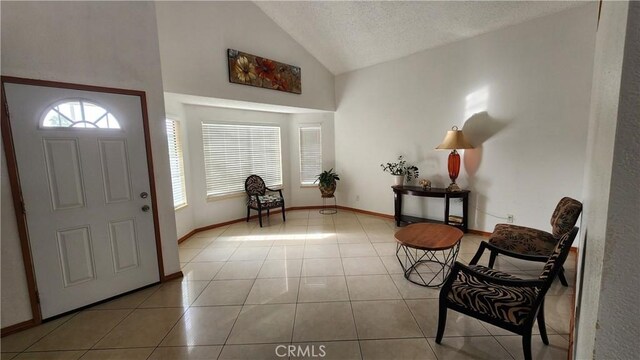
[{"left": 255, "top": 1, "right": 584, "bottom": 75}]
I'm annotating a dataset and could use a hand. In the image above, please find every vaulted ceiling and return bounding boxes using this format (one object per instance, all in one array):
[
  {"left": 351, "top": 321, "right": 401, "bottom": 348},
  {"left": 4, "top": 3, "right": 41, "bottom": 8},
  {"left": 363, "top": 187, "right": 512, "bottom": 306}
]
[{"left": 255, "top": 1, "right": 585, "bottom": 75}]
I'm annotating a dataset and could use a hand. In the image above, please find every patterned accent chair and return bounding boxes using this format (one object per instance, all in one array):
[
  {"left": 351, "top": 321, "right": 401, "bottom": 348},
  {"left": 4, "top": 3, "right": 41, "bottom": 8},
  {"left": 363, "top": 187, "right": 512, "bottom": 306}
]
[
  {"left": 436, "top": 227, "right": 579, "bottom": 360},
  {"left": 245, "top": 175, "right": 285, "bottom": 227},
  {"left": 479, "top": 197, "right": 582, "bottom": 286}
]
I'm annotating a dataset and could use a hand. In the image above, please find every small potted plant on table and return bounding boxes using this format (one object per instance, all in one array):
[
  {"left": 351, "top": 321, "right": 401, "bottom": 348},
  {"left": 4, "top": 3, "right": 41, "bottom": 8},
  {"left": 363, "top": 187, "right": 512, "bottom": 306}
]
[
  {"left": 315, "top": 168, "right": 340, "bottom": 198},
  {"left": 381, "top": 155, "right": 419, "bottom": 186}
]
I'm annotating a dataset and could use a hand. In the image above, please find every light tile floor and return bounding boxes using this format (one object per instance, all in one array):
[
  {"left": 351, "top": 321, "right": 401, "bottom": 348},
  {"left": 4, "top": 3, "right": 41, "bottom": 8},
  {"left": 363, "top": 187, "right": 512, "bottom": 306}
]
[{"left": 1, "top": 210, "right": 575, "bottom": 359}]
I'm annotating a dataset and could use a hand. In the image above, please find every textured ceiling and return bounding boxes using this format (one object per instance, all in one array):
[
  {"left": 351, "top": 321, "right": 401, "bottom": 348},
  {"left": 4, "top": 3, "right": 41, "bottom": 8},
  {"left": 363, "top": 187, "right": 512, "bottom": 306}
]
[{"left": 255, "top": 1, "right": 584, "bottom": 75}]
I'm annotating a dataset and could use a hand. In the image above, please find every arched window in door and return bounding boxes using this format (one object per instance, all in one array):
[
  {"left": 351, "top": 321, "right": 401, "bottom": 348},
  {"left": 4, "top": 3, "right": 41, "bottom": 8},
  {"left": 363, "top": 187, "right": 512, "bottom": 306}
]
[{"left": 42, "top": 99, "right": 121, "bottom": 129}]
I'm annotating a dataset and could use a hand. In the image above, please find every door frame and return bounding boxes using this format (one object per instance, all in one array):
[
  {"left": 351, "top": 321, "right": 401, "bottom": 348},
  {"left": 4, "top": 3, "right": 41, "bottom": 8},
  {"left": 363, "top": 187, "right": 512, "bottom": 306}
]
[{"left": 1, "top": 76, "right": 169, "bottom": 334}]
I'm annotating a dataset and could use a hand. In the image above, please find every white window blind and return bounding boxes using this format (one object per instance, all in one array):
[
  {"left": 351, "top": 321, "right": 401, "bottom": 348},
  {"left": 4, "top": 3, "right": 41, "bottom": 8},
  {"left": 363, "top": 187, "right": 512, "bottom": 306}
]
[
  {"left": 165, "top": 119, "right": 187, "bottom": 209},
  {"left": 202, "top": 123, "right": 283, "bottom": 197},
  {"left": 299, "top": 126, "right": 322, "bottom": 185}
]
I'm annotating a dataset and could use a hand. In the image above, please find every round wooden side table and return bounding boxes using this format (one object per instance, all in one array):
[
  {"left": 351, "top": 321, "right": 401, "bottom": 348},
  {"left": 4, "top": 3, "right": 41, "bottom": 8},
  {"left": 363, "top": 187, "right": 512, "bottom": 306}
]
[{"left": 394, "top": 223, "right": 463, "bottom": 287}]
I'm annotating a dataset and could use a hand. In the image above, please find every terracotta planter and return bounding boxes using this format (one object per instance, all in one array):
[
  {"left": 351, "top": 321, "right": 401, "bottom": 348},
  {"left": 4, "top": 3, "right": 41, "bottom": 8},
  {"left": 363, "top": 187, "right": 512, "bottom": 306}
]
[{"left": 319, "top": 181, "right": 336, "bottom": 198}]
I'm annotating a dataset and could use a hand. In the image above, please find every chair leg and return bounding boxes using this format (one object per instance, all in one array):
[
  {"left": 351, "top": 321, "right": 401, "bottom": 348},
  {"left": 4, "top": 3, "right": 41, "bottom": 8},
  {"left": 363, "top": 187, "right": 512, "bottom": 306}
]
[
  {"left": 558, "top": 266, "right": 569, "bottom": 287},
  {"left": 537, "top": 300, "right": 549, "bottom": 345},
  {"left": 435, "top": 305, "right": 447, "bottom": 344},
  {"left": 522, "top": 333, "right": 533, "bottom": 360},
  {"left": 267, "top": 208, "right": 270, "bottom": 217},
  {"left": 246, "top": 207, "right": 250, "bottom": 222},
  {"left": 488, "top": 250, "right": 497, "bottom": 268},
  {"left": 469, "top": 242, "right": 486, "bottom": 265},
  {"left": 282, "top": 204, "right": 286, "bottom": 222},
  {"left": 258, "top": 209, "right": 263, "bottom": 227}
]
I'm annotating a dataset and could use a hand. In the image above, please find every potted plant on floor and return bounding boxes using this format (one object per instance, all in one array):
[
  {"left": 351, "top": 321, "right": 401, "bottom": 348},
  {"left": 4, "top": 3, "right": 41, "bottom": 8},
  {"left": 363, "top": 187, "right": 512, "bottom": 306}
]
[
  {"left": 381, "top": 155, "right": 419, "bottom": 186},
  {"left": 315, "top": 168, "right": 340, "bottom": 198}
]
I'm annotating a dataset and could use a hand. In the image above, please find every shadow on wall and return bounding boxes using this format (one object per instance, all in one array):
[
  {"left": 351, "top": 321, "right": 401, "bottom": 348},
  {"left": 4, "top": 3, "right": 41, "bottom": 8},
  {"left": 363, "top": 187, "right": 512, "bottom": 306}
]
[
  {"left": 462, "top": 111, "right": 510, "bottom": 230},
  {"left": 462, "top": 111, "right": 509, "bottom": 176}
]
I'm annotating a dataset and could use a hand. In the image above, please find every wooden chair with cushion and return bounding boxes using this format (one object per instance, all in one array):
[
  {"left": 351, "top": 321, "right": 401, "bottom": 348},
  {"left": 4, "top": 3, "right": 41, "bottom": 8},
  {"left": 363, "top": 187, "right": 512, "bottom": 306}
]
[
  {"left": 245, "top": 175, "right": 285, "bottom": 227},
  {"left": 436, "top": 227, "right": 579, "bottom": 360},
  {"left": 473, "top": 197, "right": 582, "bottom": 286}
]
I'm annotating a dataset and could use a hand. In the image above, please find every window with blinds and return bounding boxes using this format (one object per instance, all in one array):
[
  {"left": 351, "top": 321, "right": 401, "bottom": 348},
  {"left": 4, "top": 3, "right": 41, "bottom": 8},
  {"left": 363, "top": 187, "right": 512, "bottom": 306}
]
[
  {"left": 299, "top": 126, "right": 322, "bottom": 185},
  {"left": 202, "top": 123, "right": 283, "bottom": 197},
  {"left": 165, "top": 119, "right": 187, "bottom": 209}
]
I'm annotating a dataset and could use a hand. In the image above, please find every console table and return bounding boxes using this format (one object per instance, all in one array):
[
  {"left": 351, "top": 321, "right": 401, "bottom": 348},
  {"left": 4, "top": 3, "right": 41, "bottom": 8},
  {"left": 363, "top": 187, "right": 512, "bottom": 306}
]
[{"left": 391, "top": 185, "right": 470, "bottom": 232}]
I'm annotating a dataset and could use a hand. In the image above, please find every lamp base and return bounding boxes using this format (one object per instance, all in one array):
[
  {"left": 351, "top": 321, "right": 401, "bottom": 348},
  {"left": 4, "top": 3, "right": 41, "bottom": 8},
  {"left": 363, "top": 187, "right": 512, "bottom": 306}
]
[{"left": 446, "top": 182, "right": 462, "bottom": 192}]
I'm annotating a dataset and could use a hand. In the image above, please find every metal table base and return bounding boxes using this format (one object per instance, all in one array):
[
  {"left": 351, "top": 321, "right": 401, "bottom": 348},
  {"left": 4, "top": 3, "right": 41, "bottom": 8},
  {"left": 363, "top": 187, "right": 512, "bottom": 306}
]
[{"left": 396, "top": 241, "right": 461, "bottom": 287}]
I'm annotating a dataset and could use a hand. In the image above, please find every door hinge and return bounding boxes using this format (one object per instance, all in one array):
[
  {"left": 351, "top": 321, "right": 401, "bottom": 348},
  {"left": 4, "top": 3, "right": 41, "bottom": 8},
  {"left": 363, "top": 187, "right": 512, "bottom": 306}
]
[
  {"left": 21, "top": 199, "right": 26, "bottom": 214},
  {"left": 35, "top": 291, "right": 40, "bottom": 304}
]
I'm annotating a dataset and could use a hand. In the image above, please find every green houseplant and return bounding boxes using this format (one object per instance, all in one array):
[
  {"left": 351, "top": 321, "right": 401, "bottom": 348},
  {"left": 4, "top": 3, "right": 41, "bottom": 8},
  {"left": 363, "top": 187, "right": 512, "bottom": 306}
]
[
  {"left": 315, "top": 168, "right": 340, "bottom": 198},
  {"left": 381, "top": 155, "right": 419, "bottom": 185}
]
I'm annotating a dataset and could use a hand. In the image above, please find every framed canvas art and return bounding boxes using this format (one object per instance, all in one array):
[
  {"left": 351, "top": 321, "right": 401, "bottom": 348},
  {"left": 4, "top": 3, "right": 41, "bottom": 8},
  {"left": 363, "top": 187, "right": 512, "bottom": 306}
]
[{"left": 227, "top": 49, "right": 301, "bottom": 94}]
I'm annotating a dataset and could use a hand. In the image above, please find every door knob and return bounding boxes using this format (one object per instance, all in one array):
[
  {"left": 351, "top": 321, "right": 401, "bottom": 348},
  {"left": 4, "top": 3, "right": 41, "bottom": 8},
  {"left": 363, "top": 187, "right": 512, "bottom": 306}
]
[
  {"left": 140, "top": 192, "right": 149, "bottom": 199},
  {"left": 141, "top": 205, "right": 150, "bottom": 212}
]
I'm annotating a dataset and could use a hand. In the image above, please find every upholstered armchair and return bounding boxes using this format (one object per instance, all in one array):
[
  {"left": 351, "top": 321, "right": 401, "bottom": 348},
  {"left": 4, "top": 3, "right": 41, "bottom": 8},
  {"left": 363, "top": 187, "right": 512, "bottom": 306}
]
[
  {"left": 437, "top": 227, "right": 579, "bottom": 360},
  {"left": 245, "top": 175, "right": 286, "bottom": 227},
  {"left": 474, "top": 197, "right": 582, "bottom": 286}
]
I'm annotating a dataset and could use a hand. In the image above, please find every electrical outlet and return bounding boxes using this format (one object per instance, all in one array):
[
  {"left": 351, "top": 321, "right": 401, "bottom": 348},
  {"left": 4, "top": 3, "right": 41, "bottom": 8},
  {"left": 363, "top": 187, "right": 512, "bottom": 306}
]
[
  {"left": 507, "top": 214, "right": 514, "bottom": 223},
  {"left": 355, "top": 195, "right": 360, "bottom": 202}
]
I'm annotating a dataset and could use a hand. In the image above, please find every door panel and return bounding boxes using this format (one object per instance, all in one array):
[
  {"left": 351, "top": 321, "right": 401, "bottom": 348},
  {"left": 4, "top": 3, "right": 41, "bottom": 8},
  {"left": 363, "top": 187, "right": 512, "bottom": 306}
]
[
  {"left": 109, "top": 218, "right": 140, "bottom": 273},
  {"left": 43, "top": 138, "right": 86, "bottom": 210},
  {"left": 5, "top": 83, "right": 160, "bottom": 318},
  {"left": 56, "top": 226, "right": 96, "bottom": 286},
  {"left": 98, "top": 139, "right": 133, "bottom": 203}
]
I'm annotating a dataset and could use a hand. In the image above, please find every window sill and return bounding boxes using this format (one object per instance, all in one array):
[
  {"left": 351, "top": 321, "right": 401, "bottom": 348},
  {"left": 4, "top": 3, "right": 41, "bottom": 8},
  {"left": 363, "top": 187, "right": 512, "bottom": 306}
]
[
  {"left": 174, "top": 203, "right": 188, "bottom": 211},
  {"left": 206, "top": 186, "right": 285, "bottom": 202},
  {"left": 207, "top": 192, "right": 246, "bottom": 202},
  {"left": 300, "top": 185, "right": 318, "bottom": 189}
]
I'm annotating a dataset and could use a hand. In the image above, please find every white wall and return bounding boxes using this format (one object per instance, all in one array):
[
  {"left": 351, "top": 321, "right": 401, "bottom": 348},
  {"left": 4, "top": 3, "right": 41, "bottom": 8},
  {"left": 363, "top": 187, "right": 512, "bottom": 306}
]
[
  {"left": 155, "top": 1, "right": 335, "bottom": 112},
  {"left": 575, "top": 1, "right": 640, "bottom": 358},
  {"left": 1, "top": 145, "right": 32, "bottom": 327},
  {"left": 334, "top": 4, "right": 597, "bottom": 233},
  {"left": 1, "top": 1, "right": 180, "bottom": 328},
  {"left": 595, "top": 3, "right": 640, "bottom": 349},
  {"left": 288, "top": 113, "right": 336, "bottom": 207}
]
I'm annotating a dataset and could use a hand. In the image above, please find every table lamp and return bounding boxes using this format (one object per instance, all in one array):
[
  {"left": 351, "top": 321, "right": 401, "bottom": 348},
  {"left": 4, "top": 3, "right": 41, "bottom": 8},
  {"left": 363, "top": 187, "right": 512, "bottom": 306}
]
[{"left": 436, "top": 126, "right": 474, "bottom": 192}]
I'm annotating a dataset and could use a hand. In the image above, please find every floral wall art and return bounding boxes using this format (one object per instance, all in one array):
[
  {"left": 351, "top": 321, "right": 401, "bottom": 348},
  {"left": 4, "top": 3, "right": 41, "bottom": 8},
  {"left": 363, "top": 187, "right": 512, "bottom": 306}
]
[{"left": 227, "top": 49, "right": 302, "bottom": 94}]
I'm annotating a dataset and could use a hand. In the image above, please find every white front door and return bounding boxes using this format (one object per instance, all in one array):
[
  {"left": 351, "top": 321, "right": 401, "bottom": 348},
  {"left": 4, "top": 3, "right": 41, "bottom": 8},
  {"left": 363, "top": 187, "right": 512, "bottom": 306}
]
[{"left": 5, "top": 83, "right": 160, "bottom": 319}]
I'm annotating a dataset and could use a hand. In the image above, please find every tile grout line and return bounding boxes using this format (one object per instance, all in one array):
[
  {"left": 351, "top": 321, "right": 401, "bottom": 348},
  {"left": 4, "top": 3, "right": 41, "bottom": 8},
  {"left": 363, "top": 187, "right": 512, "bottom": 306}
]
[
  {"left": 286, "top": 210, "right": 310, "bottom": 359},
  {"left": 84, "top": 306, "right": 141, "bottom": 354},
  {"left": 136, "top": 278, "right": 200, "bottom": 359},
  {"left": 22, "top": 302, "right": 155, "bottom": 356},
  {"left": 11, "top": 309, "right": 81, "bottom": 355},
  {"left": 85, "top": 287, "right": 163, "bottom": 357},
  {"left": 158, "top": 227, "right": 232, "bottom": 360},
  {"left": 213, "top": 221, "right": 261, "bottom": 360},
  {"left": 344, "top": 216, "right": 365, "bottom": 360},
  {"left": 215, "top": 243, "right": 267, "bottom": 357},
  {"left": 287, "top": 267, "right": 303, "bottom": 349},
  {"left": 492, "top": 332, "right": 518, "bottom": 360},
  {"left": 384, "top": 232, "right": 441, "bottom": 359}
]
